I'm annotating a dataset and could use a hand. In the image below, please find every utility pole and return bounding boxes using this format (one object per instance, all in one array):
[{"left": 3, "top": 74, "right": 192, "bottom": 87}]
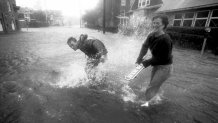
[
  {"left": 103, "top": 0, "right": 106, "bottom": 34},
  {"left": 79, "top": 0, "right": 82, "bottom": 28}
]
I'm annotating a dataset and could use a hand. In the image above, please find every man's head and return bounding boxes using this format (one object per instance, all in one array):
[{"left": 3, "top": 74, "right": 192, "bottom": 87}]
[
  {"left": 67, "top": 34, "right": 88, "bottom": 51},
  {"left": 67, "top": 37, "right": 78, "bottom": 51},
  {"left": 152, "top": 14, "right": 169, "bottom": 32}
]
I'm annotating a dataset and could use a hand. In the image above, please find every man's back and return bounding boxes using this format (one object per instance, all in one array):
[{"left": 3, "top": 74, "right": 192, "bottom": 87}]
[{"left": 79, "top": 39, "right": 107, "bottom": 59}]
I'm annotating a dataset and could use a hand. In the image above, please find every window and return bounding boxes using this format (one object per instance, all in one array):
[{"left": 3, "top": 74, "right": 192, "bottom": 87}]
[
  {"left": 121, "top": 0, "right": 126, "bottom": 6},
  {"left": 182, "top": 12, "right": 194, "bottom": 27},
  {"left": 184, "top": 13, "right": 194, "bottom": 18},
  {"left": 183, "top": 20, "right": 192, "bottom": 27},
  {"left": 7, "top": 1, "right": 11, "bottom": 12},
  {"left": 210, "top": 19, "right": 218, "bottom": 27},
  {"left": 209, "top": 9, "right": 218, "bottom": 27},
  {"left": 195, "top": 19, "right": 207, "bottom": 27},
  {"left": 119, "top": 17, "right": 129, "bottom": 26},
  {"left": 142, "top": 1, "right": 146, "bottom": 6},
  {"left": 197, "top": 11, "right": 209, "bottom": 18},
  {"left": 146, "top": 0, "right": 150, "bottom": 5},
  {"left": 194, "top": 11, "right": 209, "bottom": 27},
  {"left": 18, "top": 13, "right": 25, "bottom": 19},
  {"left": 173, "top": 13, "right": 182, "bottom": 26},
  {"left": 173, "top": 20, "right": 181, "bottom": 26},
  {"left": 212, "top": 9, "right": 218, "bottom": 17},
  {"left": 175, "top": 14, "right": 182, "bottom": 19},
  {"left": 138, "top": 0, "right": 150, "bottom": 7}
]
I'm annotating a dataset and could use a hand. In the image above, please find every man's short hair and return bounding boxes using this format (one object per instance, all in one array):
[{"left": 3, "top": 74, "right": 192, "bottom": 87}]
[
  {"left": 67, "top": 37, "right": 77, "bottom": 45},
  {"left": 152, "top": 14, "right": 169, "bottom": 30}
]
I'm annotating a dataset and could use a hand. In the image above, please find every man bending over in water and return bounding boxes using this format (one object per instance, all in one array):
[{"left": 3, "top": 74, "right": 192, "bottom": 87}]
[{"left": 67, "top": 34, "right": 108, "bottom": 81}]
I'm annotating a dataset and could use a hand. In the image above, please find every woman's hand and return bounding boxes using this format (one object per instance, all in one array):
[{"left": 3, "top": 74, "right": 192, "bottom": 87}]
[{"left": 142, "top": 59, "right": 151, "bottom": 68}]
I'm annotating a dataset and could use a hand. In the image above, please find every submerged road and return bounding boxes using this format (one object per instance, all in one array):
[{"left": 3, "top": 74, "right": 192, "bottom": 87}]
[{"left": 0, "top": 27, "right": 218, "bottom": 123}]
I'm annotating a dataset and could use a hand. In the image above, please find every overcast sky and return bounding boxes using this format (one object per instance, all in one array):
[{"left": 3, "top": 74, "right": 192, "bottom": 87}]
[{"left": 16, "top": 0, "right": 99, "bottom": 17}]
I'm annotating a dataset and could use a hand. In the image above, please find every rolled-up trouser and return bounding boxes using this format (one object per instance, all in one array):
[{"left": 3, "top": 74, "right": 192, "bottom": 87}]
[
  {"left": 85, "top": 58, "right": 100, "bottom": 80},
  {"left": 145, "top": 64, "right": 172, "bottom": 101}
]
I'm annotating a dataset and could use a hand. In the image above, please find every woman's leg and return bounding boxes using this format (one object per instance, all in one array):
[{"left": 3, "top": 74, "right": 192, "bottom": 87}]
[{"left": 144, "top": 65, "right": 171, "bottom": 101}]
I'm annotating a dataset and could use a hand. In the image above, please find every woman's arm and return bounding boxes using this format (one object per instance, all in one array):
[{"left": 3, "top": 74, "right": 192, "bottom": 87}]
[{"left": 136, "top": 35, "right": 151, "bottom": 64}]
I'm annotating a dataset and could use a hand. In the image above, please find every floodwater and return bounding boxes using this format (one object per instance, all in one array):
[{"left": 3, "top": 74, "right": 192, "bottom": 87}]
[{"left": 0, "top": 27, "right": 218, "bottom": 123}]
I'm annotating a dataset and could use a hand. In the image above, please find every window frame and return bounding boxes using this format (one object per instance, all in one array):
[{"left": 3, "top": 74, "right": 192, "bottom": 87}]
[
  {"left": 209, "top": 9, "right": 218, "bottom": 27},
  {"left": 146, "top": 0, "right": 150, "bottom": 6},
  {"left": 138, "top": 0, "right": 150, "bottom": 8},
  {"left": 119, "top": 17, "right": 129, "bottom": 26},
  {"left": 182, "top": 12, "right": 194, "bottom": 27},
  {"left": 172, "top": 10, "right": 215, "bottom": 28},
  {"left": 194, "top": 10, "right": 209, "bottom": 27},
  {"left": 173, "top": 13, "right": 183, "bottom": 27}
]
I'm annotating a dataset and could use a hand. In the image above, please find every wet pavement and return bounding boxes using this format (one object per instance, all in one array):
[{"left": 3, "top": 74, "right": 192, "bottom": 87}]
[{"left": 0, "top": 26, "right": 218, "bottom": 123}]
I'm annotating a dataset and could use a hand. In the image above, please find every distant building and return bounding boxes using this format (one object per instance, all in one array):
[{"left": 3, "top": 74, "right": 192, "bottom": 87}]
[
  {"left": 118, "top": 0, "right": 163, "bottom": 26},
  {"left": 83, "top": 0, "right": 120, "bottom": 32},
  {"left": 18, "top": 9, "right": 31, "bottom": 28},
  {"left": 0, "top": 0, "right": 20, "bottom": 33},
  {"left": 117, "top": 0, "right": 134, "bottom": 26},
  {"left": 47, "top": 11, "right": 64, "bottom": 26}
]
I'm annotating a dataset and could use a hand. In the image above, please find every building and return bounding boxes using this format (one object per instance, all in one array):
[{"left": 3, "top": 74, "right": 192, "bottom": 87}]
[
  {"left": 117, "top": 0, "right": 133, "bottom": 26},
  {"left": 0, "top": 0, "right": 20, "bottom": 33},
  {"left": 118, "top": 0, "right": 163, "bottom": 26},
  {"left": 119, "top": 0, "right": 218, "bottom": 29},
  {"left": 118, "top": 0, "right": 218, "bottom": 54},
  {"left": 18, "top": 9, "right": 31, "bottom": 28},
  {"left": 157, "top": 0, "right": 218, "bottom": 28}
]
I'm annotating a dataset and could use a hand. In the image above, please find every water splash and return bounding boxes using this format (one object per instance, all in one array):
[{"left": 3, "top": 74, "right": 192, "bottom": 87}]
[
  {"left": 53, "top": 63, "right": 88, "bottom": 88},
  {"left": 121, "top": 80, "right": 165, "bottom": 107},
  {"left": 121, "top": 84, "right": 137, "bottom": 102},
  {"left": 138, "top": 89, "right": 165, "bottom": 107},
  {"left": 52, "top": 62, "right": 108, "bottom": 88}
]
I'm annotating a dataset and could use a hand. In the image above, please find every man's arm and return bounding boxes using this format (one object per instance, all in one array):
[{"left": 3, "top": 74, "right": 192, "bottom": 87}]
[{"left": 92, "top": 40, "right": 108, "bottom": 59}]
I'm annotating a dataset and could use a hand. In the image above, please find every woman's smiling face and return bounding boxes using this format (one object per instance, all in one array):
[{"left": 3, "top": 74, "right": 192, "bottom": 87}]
[{"left": 152, "top": 18, "right": 164, "bottom": 32}]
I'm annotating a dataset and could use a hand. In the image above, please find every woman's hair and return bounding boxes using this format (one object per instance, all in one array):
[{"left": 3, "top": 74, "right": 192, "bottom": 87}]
[{"left": 152, "top": 14, "right": 169, "bottom": 29}]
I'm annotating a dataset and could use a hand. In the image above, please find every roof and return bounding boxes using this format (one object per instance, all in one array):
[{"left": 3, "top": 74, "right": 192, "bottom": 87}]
[{"left": 157, "top": 0, "right": 218, "bottom": 13}]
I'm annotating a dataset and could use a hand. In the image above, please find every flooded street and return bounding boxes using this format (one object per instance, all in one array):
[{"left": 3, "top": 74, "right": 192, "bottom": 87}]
[{"left": 0, "top": 26, "right": 218, "bottom": 123}]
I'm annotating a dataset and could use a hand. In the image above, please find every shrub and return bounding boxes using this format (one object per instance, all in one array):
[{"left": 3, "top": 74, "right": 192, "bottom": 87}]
[{"left": 166, "top": 27, "right": 218, "bottom": 54}]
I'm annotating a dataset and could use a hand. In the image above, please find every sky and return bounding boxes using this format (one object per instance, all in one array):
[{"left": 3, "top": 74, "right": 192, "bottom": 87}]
[{"left": 16, "top": 0, "right": 99, "bottom": 17}]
